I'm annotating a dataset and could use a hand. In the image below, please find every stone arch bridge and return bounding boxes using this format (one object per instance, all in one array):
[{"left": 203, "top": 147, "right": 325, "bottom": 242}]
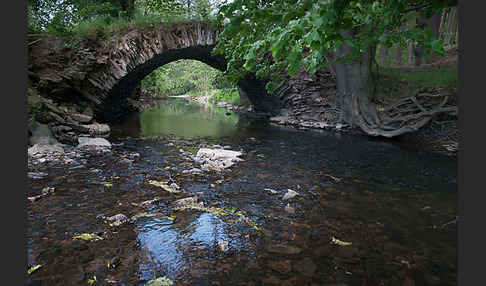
[{"left": 28, "top": 21, "right": 281, "bottom": 123}]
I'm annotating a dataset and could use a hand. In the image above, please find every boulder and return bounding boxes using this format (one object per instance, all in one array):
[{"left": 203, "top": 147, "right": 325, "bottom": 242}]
[
  {"left": 70, "top": 113, "right": 92, "bottom": 123},
  {"left": 72, "top": 123, "right": 110, "bottom": 136},
  {"left": 195, "top": 148, "right": 243, "bottom": 171},
  {"left": 29, "top": 122, "right": 59, "bottom": 146},
  {"left": 28, "top": 143, "right": 64, "bottom": 156},
  {"left": 77, "top": 137, "right": 111, "bottom": 148},
  {"left": 282, "top": 189, "right": 299, "bottom": 201}
]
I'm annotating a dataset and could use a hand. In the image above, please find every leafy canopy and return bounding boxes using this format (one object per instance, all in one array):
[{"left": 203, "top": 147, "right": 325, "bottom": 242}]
[{"left": 213, "top": 0, "right": 457, "bottom": 92}]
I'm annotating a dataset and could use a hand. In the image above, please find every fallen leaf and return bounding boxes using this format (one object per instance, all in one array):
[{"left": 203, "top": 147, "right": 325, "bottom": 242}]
[
  {"left": 331, "top": 236, "right": 352, "bottom": 246},
  {"left": 148, "top": 180, "right": 181, "bottom": 193},
  {"left": 88, "top": 276, "right": 97, "bottom": 285},
  {"left": 27, "top": 264, "right": 42, "bottom": 275},
  {"left": 72, "top": 233, "right": 103, "bottom": 242},
  {"left": 325, "top": 175, "right": 341, "bottom": 182}
]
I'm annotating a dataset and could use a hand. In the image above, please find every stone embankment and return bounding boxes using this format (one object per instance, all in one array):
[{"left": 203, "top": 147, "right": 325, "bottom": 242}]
[{"left": 269, "top": 68, "right": 347, "bottom": 132}]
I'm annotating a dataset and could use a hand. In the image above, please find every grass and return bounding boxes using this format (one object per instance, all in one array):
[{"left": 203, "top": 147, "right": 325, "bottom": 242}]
[
  {"left": 382, "top": 67, "right": 457, "bottom": 89},
  {"left": 375, "top": 65, "right": 458, "bottom": 102}
]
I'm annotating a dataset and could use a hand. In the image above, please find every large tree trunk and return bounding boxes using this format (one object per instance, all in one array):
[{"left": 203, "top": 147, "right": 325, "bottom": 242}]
[
  {"left": 413, "top": 11, "right": 427, "bottom": 67},
  {"left": 331, "top": 30, "right": 454, "bottom": 137},
  {"left": 332, "top": 30, "right": 381, "bottom": 133}
]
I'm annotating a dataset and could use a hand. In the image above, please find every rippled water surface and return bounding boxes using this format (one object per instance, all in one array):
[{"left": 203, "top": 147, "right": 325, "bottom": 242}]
[{"left": 27, "top": 98, "right": 457, "bottom": 285}]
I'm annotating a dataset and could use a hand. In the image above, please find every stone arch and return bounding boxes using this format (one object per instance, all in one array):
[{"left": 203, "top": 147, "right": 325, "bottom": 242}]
[{"left": 73, "top": 22, "right": 279, "bottom": 121}]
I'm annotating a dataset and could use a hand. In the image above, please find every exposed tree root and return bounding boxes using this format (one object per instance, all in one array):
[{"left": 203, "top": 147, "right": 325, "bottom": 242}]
[{"left": 356, "top": 91, "right": 457, "bottom": 138}]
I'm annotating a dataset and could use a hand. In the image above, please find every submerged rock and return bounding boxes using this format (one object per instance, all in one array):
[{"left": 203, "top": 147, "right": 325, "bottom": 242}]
[
  {"left": 105, "top": 214, "right": 129, "bottom": 227},
  {"left": 266, "top": 244, "right": 302, "bottom": 255},
  {"left": 294, "top": 257, "right": 317, "bottom": 277},
  {"left": 268, "top": 260, "right": 292, "bottom": 275},
  {"left": 173, "top": 196, "right": 198, "bottom": 208}
]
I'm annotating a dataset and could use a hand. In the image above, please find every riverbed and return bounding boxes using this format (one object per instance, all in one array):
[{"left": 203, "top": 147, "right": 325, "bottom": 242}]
[{"left": 27, "top": 98, "right": 457, "bottom": 285}]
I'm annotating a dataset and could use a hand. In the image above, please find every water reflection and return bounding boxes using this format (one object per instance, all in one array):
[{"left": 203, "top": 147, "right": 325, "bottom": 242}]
[
  {"left": 112, "top": 98, "right": 240, "bottom": 139},
  {"left": 136, "top": 213, "right": 237, "bottom": 281}
]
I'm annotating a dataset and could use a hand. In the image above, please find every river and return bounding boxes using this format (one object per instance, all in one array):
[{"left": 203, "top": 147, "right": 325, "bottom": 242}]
[{"left": 27, "top": 97, "right": 457, "bottom": 285}]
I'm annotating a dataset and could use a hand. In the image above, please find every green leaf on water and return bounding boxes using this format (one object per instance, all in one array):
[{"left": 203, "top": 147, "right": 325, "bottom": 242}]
[
  {"left": 256, "top": 154, "right": 265, "bottom": 158},
  {"left": 27, "top": 264, "right": 42, "bottom": 275},
  {"left": 104, "top": 183, "right": 113, "bottom": 187}
]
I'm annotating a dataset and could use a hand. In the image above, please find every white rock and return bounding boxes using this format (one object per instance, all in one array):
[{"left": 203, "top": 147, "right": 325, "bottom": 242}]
[
  {"left": 195, "top": 148, "right": 243, "bottom": 171},
  {"left": 77, "top": 137, "right": 111, "bottom": 148},
  {"left": 282, "top": 189, "right": 299, "bottom": 201}
]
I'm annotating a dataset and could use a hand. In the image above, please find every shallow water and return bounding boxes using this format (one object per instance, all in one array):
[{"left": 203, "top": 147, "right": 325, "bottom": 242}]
[{"left": 27, "top": 98, "right": 457, "bottom": 285}]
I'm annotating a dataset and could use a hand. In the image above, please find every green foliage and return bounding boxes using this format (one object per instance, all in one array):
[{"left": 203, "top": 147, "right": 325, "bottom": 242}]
[
  {"left": 28, "top": 0, "right": 218, "bottom": 37},
  {"left": 141, "top": 60, "right": 233, "bottom": 97},
  {"left": 213, "top": 0, "right": 457, "bottom": 93},
  {"left": 212, "top": 88, "right": 241, "bottom": 105}
]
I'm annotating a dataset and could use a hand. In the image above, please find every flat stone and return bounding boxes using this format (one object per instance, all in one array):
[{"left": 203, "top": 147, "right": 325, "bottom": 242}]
[
  {"left": 70, "top": 113, "right": 92, "bottom": 123},
  {"left": 77, "top": 137, "right": 111, "bottom": 148},
  {"left": 28, "top": 143, "right": 64, "bottom": 156},
  {"left": 27, "top": 172, "right": 47, "bottom": 179}
]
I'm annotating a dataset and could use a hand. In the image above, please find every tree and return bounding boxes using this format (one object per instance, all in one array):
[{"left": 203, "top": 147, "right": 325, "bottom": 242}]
[{"left": 214, "top": 0, "right": 458, "bottom": 137}]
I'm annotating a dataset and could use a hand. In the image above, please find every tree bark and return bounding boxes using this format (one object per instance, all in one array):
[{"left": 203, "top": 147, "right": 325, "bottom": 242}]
[
  {"left": 330, "top": 30, "right": 454, "bottom": 137},
  {"left": 413, "top": 11, "right": 427, "bottom": 67}
]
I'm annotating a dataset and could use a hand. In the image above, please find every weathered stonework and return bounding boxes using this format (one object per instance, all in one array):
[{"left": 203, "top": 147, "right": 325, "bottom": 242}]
[{"left": 28, "top": 21, "right": 280, "bottom": 123}]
